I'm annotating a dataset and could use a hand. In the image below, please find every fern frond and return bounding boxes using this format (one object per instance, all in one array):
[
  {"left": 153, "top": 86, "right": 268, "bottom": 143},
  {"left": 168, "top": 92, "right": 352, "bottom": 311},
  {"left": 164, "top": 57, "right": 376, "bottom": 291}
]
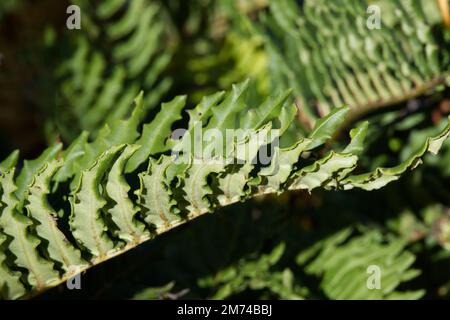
[
  {"left": 200, "top": 243, "right": 307, "bottom": 300},
  {"left": 0, "top": 82, "right": 448, "bottom": 299},
  {"left": 296, "top": 228, "right": 425, "bottom": 299},
  {"left": 26, "top": 160, "right": 87, "bottom": 273},
  {"left": 338, "top": 121, "right": 450, "bottom": 190},
  {"left": 53, "top": 0, "right": 174, "bottom": 140},
  {"left": 259, "top": 0, "right": 450, "bottom": 123}
]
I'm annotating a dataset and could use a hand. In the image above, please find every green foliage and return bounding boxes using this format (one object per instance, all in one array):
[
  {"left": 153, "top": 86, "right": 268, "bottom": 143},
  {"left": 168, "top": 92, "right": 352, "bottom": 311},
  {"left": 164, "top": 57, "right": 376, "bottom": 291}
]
[
  {"left": 1, "top": 0, "right": 450, "bottom": 302},
  {"left": 296, "top": 228, "right": 424, "bottom": 299},
  {"left": 197, "top": 228, "right": 425, "bottom": 300},
  {"left": 183, "top": 26, "right": 269, "bottom": 103},
  {"left": 1, "top": 82, "right": 447, "bottom": 299},
  {"left": 132, "top": 282, "right": 179, "bottom": 300},
  {"left": 199, "top": 243, "right": 307, "bottom": 299},
  {"left": 259, "top": 0, "right": 450, "bottom": 124},
  {"left": 0, "top": 0, "right": 20, "bottom": 17},
  {"left": 51, "top": 0, "right": 174, "bottom": 141}
]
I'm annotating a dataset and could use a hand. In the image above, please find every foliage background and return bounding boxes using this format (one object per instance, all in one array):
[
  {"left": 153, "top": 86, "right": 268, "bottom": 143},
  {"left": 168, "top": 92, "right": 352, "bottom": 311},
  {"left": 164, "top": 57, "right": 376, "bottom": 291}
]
[{"left": 0, "top": 0, "right": 449, "bottom": 299}]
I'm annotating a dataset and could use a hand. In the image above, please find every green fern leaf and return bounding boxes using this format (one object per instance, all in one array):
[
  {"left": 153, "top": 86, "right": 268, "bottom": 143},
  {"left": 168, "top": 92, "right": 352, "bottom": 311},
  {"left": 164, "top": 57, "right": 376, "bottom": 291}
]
[
  {"left": 126, "top": 95, "right": 187, "bottom": 173},
  {"left": 260, "top": 0, "right": 450, "bottom": 123},
  {"left": 297, "top": 229, "right": 425, "bottom": 299},
  {"left": 106, "top": 145, "right": 148, "bottom": 243},
  {"left": 0, "top": 82, "right": 448, "bottom": 299},
  {"left": 137, "top": 155, "right": 182, "bottom": 231},
  {"left": 69, "top": 145, "right": 125, "bottom": 258},
  {"left": 0, "top": 231, "right": 25, "bottom": 300},
  {"left": 341, "top": 118, "right": 450, "bottom": 190},
  {"left": 0, "top": 170, "right": 59, "bottom": 291},
  {"left": 25, "top": 160, "right": 87, "bottom": 273}
]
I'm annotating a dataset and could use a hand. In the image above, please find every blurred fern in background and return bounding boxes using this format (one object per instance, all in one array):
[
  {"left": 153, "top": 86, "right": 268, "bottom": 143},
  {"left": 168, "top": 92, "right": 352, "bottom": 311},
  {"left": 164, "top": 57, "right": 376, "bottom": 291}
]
[{"left": 45, "top": 0, "right": 176, "bottom": 141}]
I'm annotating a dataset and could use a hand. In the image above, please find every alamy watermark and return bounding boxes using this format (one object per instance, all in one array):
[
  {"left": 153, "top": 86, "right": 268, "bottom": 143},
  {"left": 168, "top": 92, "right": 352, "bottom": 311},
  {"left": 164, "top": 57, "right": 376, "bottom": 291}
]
[
  {"left": 170, "top": 122, "right": 279, "bottom": 168},
  {"left": 66, "top": 5, "right": 81, "bottom": 30},
  {"left": 366, "top": 5, "right": 381, "bottom": 30},
  {"left": 366, "top": 265, "right": 381, "bottom": 290},
  {"left": 66, "top": 273, "right": 81, "bottom": 290}
]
